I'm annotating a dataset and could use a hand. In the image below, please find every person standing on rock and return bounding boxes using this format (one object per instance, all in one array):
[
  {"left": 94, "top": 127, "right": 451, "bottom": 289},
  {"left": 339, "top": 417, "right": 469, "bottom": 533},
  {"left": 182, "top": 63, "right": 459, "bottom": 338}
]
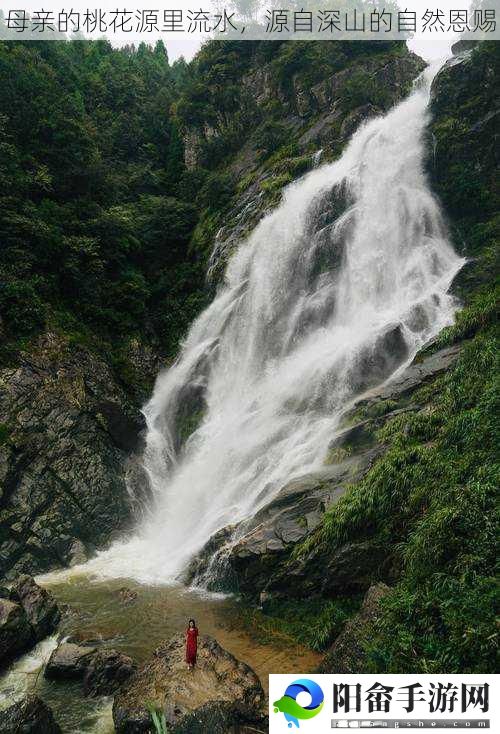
[{"left": 185, "top": 618, "right": 198, "bottom": 670}]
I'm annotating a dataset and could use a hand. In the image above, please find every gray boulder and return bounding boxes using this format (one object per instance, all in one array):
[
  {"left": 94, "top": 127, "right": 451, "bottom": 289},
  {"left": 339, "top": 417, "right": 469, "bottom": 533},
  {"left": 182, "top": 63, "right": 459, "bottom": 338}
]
[
  {"left": 45, "top": 641, "right": 98, "bottom": 680},
  {"left": 0, "top": 598, "right": 33, "bottom": 666},
  {"left": 10, "top": 575, "right": 60, "bottom": 641},
  {"left": 44, "top": 639, "right": 136, "bottom": 698},
  {"left": 113, "top": 634, "right": 265, "bottom": 734},
  {"left": 83, "top": 648, "right": 137, "bottom": 697}
]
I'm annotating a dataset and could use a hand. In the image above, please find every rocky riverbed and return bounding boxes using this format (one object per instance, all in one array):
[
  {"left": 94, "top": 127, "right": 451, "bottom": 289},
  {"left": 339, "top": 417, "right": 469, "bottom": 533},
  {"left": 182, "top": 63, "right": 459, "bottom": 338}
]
[{"left": 0, "top": 573, "right": 319, "bottom": 732}]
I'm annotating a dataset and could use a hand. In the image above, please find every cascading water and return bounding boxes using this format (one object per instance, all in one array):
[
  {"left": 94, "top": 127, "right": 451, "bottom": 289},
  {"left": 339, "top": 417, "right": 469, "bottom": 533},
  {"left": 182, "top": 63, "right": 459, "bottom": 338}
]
[{"left": 80, "top": 62, "right": 464, "bottom": 585}]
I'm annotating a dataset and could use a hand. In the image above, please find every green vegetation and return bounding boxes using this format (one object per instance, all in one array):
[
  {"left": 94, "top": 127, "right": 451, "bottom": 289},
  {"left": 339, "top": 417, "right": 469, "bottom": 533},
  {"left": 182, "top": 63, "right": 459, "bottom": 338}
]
[
  {"left": 340, "top": 68, "right": 391, "bottom": 112},
  {"left": 0, "top": 20, "right": 496, "bottom": 676},
  {"left": 145, "top": 703, "right": 167, "bottom": 734},
  {"left": 288, "top": 42, "right": 500, "bottom": 673},
  {"left": 0, "top": 423, "right": 11, "bottom": 445},
  {"left": 0, "top": 34, "right": 208, "bottom": 374},
  {"left": 299, "top": 330, "right": 498, "bottom": 672},
  {"left": 0, "top": 33, "right": 407, "bottom": 378},
  {"left": 239, "top": 596, "right": 361, "bottom": 652},
  {"left": 174, "top": 38, "right": 406, "bottom": 170}
]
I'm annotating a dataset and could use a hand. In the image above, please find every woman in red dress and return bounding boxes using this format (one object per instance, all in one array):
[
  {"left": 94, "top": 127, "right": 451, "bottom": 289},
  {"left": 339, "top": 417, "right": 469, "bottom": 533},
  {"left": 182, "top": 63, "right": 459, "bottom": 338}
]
[{"left": 185, "top": 618, "right": 198, "bottom": 670}]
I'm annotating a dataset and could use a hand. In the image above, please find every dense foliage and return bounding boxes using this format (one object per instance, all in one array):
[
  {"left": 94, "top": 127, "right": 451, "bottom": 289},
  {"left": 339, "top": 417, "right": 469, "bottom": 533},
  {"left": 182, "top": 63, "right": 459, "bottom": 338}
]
[
  {"left": 174, "top": 38, "right": 404, "bottom": 168},
  {"left": 0, "top": 35, "right": 207, "bottom": 368}
]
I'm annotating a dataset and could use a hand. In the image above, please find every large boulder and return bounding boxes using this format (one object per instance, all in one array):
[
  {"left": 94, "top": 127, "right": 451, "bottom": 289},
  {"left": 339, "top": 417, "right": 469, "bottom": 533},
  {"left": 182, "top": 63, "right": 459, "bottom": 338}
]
[
  {"left": 10, "top": 575, "right": 60, "bottom": 641},
  {"left": 0, "top": 694, "right": 61, "bottom": 733},
  {"left": 83, "top": 648, "right": 137, "bottom": 697},
  {"left": 0, "top": 576, "right": 60, "bottom": 668},
  {"left": 44, "top": 639, "right": 136, "bottom": 697},
  {"left": 169, "top": 701, "right": 267, "bottom": 734},
  {"left": 112, "top": 634, "right": 265, "bottom": 734},
  {"left": 318, "top": 583, "right": 391, "bottom": 673},
  {"left": 45, "top": 641, "right": 98, "bottom": 680},
  {"left": 0, "top": 598, "right": 33, "bottom": 666}
]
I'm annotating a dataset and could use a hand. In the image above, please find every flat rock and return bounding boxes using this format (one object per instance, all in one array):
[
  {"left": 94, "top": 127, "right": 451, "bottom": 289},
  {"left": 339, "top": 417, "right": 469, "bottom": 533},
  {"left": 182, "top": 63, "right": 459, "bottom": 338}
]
[
  {"left": 113, "top": 634, "right": 265, "bottom": 734},
  {"left": 45, "top": 641, "right": 98, "bottom": 680},
  {"left": 353, "top": 345, "right": 461, "bottom": 411},
  {"left": 0, "top": 694, "right": 61, "bottom": 733},
  {"left": 10, "top": 575, "right": 60, "bottom": 641}
]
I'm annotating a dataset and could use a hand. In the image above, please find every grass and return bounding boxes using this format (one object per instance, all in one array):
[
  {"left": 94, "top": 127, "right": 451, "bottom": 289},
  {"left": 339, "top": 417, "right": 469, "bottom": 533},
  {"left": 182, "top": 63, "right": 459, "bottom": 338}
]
[
  {"left": 238, "top": 596, "right": 361, "bottom": 652},
  {"left": 145, "top": 703, "right": 167, "bottom": 734},
  {"left": 293, "top": 324, "right": 499, "bottom": 672}
]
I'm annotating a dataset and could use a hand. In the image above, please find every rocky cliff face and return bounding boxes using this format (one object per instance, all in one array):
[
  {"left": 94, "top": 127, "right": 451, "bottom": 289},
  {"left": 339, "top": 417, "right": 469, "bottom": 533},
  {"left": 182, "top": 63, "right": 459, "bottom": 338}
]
[
  {"left": 184, "top": 51, "right": 424, "bottom": 170},
  {"left": 187, "top": 344, "right": 462, "bottom": 597},
  {"left": 0, "top": 333, "right": 150, "bottom": 578},
  {"left": 181, "top": 45, "right": 426, "bottom": 282}
]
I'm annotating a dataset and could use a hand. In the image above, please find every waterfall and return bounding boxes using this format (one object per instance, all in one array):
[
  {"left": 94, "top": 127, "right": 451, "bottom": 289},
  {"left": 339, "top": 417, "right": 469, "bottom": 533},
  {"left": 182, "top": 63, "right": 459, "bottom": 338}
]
[{"left": 81, "top": 63, "right": 464, "bottom": 585}]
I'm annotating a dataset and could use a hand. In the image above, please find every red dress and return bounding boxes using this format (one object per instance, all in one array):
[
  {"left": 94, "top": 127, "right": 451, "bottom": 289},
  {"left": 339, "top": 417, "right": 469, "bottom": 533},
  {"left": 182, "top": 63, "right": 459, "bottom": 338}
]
[{"left": 185, "top": 627, "right": 198, "bottom": 665}]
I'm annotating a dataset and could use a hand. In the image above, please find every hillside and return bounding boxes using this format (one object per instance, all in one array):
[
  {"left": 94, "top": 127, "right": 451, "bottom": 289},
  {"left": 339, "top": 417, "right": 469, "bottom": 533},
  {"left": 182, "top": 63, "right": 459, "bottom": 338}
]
[
  {"left": 0, "top": 35, "right": 423, "bottom": 577},
  {"left": 0, "top": 30, "right": 498, "bottom": 677},
  {"left": 189, "top": 41, "right": 499, "bottom": 675}
]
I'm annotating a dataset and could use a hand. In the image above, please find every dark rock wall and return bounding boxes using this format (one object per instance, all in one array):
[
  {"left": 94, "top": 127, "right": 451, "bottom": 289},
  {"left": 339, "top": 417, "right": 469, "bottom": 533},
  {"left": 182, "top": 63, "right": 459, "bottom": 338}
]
[{"left": 0, "top": 333, "right": 148, "bottom": 578}]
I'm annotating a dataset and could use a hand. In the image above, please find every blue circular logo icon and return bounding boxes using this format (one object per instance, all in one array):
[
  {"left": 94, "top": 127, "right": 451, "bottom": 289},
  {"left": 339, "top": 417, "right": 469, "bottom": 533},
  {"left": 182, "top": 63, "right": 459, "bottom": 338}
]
[{"left": 273, "top": 678, "right": 324, "bottom": 728}]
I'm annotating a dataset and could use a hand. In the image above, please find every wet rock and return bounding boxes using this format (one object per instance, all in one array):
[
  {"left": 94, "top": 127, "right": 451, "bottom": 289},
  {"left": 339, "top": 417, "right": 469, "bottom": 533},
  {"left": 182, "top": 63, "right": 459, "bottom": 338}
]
[
  {"left": 112, "top": 634, "right": 265, "bottom": 734},
  {"left": 0, "top": 694, "right": 61, "bottom": 733},
  {"left": 170, "top": 700, "right": 267, "bottom": 734},
  {"left": 10, "top": 575, "right": 60, "bottom": 641},
  {"left": 188, "top": 448, "right": 382, "bottom": 596},
  {"left": 83, "top": 649, "right": 137, "bottom": 697},
  {"left": 451, "top": 39, "right": 479, "bottom": 56},
  {"left": 45, "top": 641, "right": 98, "bottom": 680},
  {"left": 353, "top": 344, "right": 462, "bottom": 412},
  {"left": 0, "top": 332, "right": 147, "bottom": 579},
  {"left": 67, "top": 539, "right": 87, "bottom": 567},
  {"left": 318, "top": 583, "right": 391, "bottom": 673},
  {"left": 44, "top": 637, "right": 136, "bottom": 697},
  {"left": 0, "top": 599, "right": 33, "bottom": 667},
  {"left": 322, "top": 541, "right": 392, "bottom": 594},
  {"left": 188, "top": 345, "right": 461, "bottom": 599},
  {"left": 340, "top": 104, "right": 379, "bottom": 139},
  {"left": 268, "top": 537, "right": 392, "bottom": 601}
]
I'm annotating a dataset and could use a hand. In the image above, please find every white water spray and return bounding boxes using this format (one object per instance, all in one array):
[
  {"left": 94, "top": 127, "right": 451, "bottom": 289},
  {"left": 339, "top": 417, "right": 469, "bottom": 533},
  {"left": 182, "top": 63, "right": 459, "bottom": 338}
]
[{"left": 78, "top": 64, "right": 464, "bottom": 585}]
